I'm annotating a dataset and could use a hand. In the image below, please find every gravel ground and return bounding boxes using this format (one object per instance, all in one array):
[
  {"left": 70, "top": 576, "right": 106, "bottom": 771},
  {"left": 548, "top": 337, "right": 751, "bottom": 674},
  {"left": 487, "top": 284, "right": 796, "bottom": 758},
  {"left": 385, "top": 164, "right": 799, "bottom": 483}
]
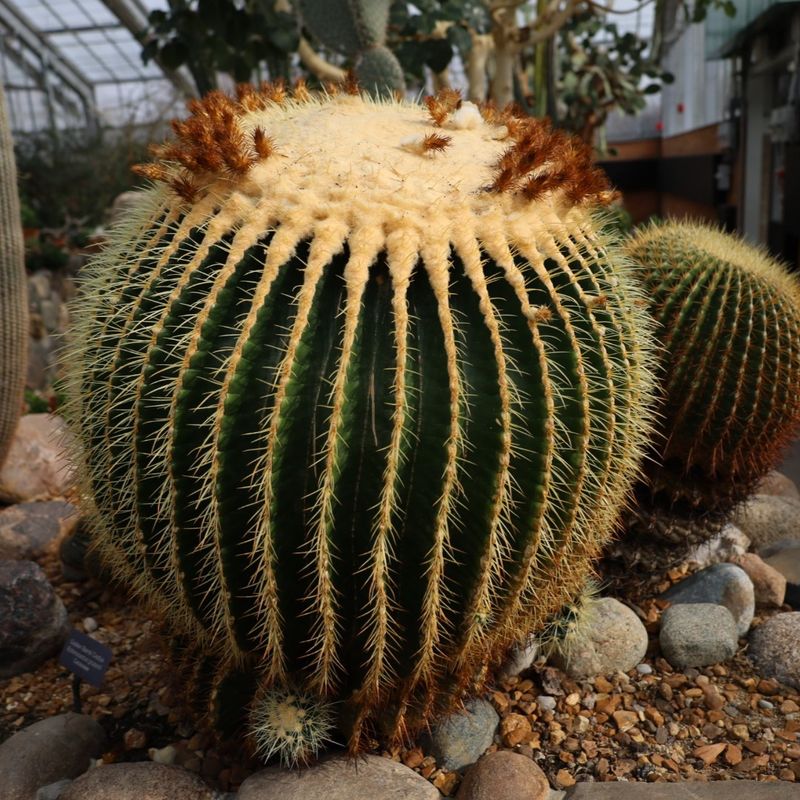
[{"left": 1, "top": 541, "right": 798, "bottom": 796}]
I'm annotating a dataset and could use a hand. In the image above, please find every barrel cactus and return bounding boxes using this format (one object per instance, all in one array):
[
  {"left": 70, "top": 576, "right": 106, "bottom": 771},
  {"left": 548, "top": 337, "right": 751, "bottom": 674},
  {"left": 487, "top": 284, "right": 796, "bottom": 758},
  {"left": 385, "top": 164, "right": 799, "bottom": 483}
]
[
  {"left": 65, "top": 86, "right": 656, "bottom": 762},
  {"left": 625, "top": 221, "right": 800, "bottom": 542},
  {"left": 0, "top": 85, "right": 28, "bottom": 468}
]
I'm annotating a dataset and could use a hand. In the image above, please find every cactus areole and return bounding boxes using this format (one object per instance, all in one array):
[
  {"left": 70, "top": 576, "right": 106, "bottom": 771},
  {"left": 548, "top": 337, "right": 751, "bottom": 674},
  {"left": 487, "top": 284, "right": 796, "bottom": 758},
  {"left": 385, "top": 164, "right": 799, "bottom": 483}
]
[{"left": 66, "top": 87, "right": 656, "bottom": 762}]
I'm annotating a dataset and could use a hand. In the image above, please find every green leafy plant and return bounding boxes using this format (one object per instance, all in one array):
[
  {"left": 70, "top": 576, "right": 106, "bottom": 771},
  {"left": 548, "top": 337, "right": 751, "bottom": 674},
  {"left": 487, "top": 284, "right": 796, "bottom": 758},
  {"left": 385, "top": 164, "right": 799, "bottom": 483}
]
[{"left": 65, "top": 85, "right": 657, "bottom": 763}]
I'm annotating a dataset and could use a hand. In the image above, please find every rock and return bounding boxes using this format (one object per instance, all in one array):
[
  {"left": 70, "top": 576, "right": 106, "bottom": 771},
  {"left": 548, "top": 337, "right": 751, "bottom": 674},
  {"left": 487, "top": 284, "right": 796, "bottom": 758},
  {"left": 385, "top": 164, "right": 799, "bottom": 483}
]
[
  {"left": 749, "top": 611, "right": 800, "bottom": 689},
  {"left": 456, "top": 751, "right": 549, "bottom": 800},
  {"left": 0, "top": 713, "right": 106, "bottom": 800},
  {"left": 733, "top": 494, "right": 800, "bottom": 549},
  {"left": 0, "top": 501, "right": 79, "bottom": 560},
  {"left": 36, "top": 780, "right": 73, "bottom": 800},
  {"left": 0, "top": 559, "right": 70, "bottom": 677},
  {"left": 423, "top": 698, "right": 499, "bottom": 772},
  {"left": 761, "top": 538, "right": 800, "bottom": 583},
  {"left": 60, "top": 763, "right": 213, "bottom": 800},
  {"left": 238, "top": 754, "right": 439, "bottom": 800},
  {"left": 498, "top": 635, "right": 539, "bottom": 679},
  {"left": 757, "top": 470, "right": 800, "bottom": 500},
  {"left": 0, "top": 415, "right": 74, "bottom": 503},
  {"left": 662, "top": 563, "right": 754, "bottom": 636},
  {"left": 537, "top": 695, "right": 556, "bottom": 713},
  {"left": 550, "top": 597, "right": 648, "bottom": 678},
  {"left": 686, "top": 523, "right": 750, "bottom": 568},
  {"left": 731, "top": 553, "right": 786, "bottom": 607},
  {"left": 564, "top": 781, "right": 799, "bottom": 797},
  {"left": 659, "top": 603, "right": 738, "bottom": 669}
]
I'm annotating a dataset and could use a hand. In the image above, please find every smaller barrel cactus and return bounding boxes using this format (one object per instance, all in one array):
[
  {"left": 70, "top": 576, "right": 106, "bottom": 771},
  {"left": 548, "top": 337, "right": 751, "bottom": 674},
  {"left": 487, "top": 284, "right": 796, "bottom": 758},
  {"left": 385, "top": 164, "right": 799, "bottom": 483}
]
[{"left": 625, "top": 221, "right": 800, "bottom": 542}]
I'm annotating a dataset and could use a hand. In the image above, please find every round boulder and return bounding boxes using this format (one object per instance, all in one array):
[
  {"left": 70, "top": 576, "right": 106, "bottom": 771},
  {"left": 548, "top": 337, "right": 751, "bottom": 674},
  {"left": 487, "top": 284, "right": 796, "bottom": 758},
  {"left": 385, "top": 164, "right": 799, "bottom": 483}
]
[
  {"left": 423, "top": 698, "right": 499, "bottom": 773},
  {"left": 60, "top": 763, "right": 214, "bottom": 800},
  {"left": 456, "top": 751, "right": 550, "bottom": 800},
  {"left": 661, "top": 563, "right": 754, "bottom": 636},
  {"left": 733, "top": 494, "right": 800, "bottom": 549},
  {"left": 756, "top": 470, "right": 800, "bottom": 500},
  {"left": 748, "top": 612, "right": 800, "bottom": 689},
  {"left": 238, "top": 754, "right": 439, "bottom": 800},
  {"left": 0, "top": 713, "right": 106, "bottom": 800},
  {"left": 551, "top": 597, "right": 648, "bottom": 679},
  {"left": 659, "top": 603, "right": 738, "bottom": 669},
  {"left": 0, "top": 559, "right": 69, "bottom": 677}
]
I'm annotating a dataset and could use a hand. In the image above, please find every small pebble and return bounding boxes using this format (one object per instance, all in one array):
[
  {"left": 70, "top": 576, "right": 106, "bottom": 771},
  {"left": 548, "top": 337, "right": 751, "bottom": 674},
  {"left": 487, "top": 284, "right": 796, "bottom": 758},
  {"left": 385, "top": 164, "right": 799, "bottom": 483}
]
[
  {"left": 636, "top": 663, "right": 653, "bottom": 675},
  {"left": 758, "top": 699, "right": 774, "bottom": 710},
  {"left": 537, "top": 695, "right": 556, "bottom": 712},
  {"left": 82, "top": 617, "right": 98, "bottom": 633}
]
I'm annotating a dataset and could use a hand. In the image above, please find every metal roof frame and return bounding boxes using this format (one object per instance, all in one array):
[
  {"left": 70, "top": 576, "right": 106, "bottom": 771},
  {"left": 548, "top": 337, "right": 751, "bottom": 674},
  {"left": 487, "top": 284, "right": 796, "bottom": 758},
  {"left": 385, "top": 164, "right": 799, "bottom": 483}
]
[{"left": 0, "top": 0, "right": 193, "bottom": 131}]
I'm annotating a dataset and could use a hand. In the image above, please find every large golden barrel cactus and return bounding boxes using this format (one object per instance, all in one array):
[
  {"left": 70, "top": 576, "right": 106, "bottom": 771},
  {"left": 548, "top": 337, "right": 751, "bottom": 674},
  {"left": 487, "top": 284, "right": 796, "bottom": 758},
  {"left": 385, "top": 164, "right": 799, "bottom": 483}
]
[
  {"left": 626, "top": 221, "right": 800, "bottom": 541},
  {"left": 65, "top": 86, "right": 656, "bottom": 761},
  {"left": 0, "top": 85, "right": 27, "bottom": 468}
]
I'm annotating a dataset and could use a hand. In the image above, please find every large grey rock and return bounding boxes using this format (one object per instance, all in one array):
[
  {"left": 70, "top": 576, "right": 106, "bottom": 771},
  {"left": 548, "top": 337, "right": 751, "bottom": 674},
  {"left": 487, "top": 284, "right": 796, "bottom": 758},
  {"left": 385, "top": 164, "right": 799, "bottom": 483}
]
[
  {"left": 237, "top": 754, "right": 439, "bottom": 800},
  {"left": 757, "top": 470, "right": 800, "bottom": 500},
  {"left": 424, "top": 698, "right": 499, "bottom": 772},
  {"left": 61, "top": 763, "right": 214, "bottom": 800},
  {"left": 550, "top": 597, "right": 648, "bottom": 679},
  {"left": 761, "top": 538, "right": 800, "bottom": 583},
  {"left": 733, "top": 494, "right": 800, "bottom": 549},
  {"left": 662, "top": 563, "right": 754, "bottom": 636},
  {"left": 685, "top": 523, "right": 750, "bottom": 568},
  {"left": 456, "top": 751, "right": 549, "bottom": 800},
  {"left": 748, "top": 611, "right": 800, "bottom": 689},
  {"left": 0, "top": 559, "right": 70, "bottom": 677},
  {"left": 659, "top": 603, "right": 738, "bottom": 669},
  {"left": 0, "top": 501, "right": 79, "bottom": 560},
  {"left": 0, "top": 415, "right": 74, "bottom": 503},
  {"left": 0, "top": 713, "right": 106, "bottom": 800},
  {"left": 564, "top": 780, "right": 800, "bottom": 798}
]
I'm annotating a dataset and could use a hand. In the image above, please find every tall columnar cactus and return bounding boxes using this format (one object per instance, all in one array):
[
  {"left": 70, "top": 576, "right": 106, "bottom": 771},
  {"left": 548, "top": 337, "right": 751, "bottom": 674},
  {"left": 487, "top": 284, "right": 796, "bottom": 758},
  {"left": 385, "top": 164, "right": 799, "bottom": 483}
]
[
  {"left": 65, "top": 85, "right": 657, "bottom": 762},
  {"left": 299, "top": 0, "right": 405, "bottom": 96},
  {"left": 0, "top": 85, "right": 28, "bottom": 468},
  {"left": 625, "top": 221, "right": 800, "bottom": 538}
]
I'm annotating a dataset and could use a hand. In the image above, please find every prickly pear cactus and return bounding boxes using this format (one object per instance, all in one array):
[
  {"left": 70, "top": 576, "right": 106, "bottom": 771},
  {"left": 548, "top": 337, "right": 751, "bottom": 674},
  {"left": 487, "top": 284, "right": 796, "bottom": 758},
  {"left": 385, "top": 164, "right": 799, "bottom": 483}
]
[
  {"left": 65, "top": 86, "right": 656, "bottom": 762},
  {"left": 0, "top": 85, "right": 27, "bottom": 468},
  {"left": 299, "top": 0, "right": 405, "bottom": 96},
  {"left": 626, "top": 221, "right": 800, "bottom": 538}
]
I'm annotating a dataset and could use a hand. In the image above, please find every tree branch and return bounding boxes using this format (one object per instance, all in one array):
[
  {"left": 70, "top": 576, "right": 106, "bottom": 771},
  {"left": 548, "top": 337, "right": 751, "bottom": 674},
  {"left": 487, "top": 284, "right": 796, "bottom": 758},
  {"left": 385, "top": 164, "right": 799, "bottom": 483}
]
[{"left": 298, "top": 37, "right": 347, "bottom": 83}]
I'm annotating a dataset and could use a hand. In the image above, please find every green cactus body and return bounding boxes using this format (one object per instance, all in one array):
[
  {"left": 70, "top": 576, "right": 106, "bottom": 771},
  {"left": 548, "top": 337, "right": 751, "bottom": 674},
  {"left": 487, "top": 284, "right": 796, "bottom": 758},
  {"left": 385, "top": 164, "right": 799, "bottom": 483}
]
[
  {"left": 299, "top": 0, "right": 405, "bottom": 96},
  {"left": 0, "top": 86, "right": 27, "bottom": 468},
  {"left": 626, "top": 221, "right": 800, "bottom": 527},
  {"left": 66, "top": 88, "right": 656, "bottom": 761}
]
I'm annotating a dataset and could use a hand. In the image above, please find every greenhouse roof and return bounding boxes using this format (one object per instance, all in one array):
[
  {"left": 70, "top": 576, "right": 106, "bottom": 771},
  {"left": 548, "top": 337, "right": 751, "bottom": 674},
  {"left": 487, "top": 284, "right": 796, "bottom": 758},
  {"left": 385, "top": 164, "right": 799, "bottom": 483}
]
[{"left": 0, "top": 0, "right": 192, "bottom": 131}]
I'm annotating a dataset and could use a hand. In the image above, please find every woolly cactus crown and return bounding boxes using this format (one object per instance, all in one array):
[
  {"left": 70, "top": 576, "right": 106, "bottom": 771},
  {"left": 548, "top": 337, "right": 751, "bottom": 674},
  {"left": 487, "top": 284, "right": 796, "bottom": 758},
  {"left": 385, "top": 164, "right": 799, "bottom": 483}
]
[{"left": 67, "top": 86, "right": 657, "bottom": 762}]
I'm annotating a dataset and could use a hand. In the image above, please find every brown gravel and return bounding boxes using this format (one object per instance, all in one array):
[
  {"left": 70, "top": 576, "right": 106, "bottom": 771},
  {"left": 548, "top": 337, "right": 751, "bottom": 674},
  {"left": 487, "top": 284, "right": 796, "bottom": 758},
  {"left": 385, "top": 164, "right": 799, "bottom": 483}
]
[{"left": 1, "top": 534, "right": 799, "bottom": 796}]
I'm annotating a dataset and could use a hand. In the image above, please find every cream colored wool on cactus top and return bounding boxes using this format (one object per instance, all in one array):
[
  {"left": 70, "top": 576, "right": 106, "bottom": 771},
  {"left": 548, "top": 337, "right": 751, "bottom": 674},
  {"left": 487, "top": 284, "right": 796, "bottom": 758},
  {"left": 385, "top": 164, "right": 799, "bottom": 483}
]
[{"left": 65, "top": 89, "right": 656, "bottom": 762}]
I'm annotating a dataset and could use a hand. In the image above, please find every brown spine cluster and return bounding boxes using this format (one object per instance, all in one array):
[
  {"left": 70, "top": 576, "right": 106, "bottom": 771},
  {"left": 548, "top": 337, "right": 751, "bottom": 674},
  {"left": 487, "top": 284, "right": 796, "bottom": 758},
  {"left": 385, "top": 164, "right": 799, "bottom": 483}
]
[
  {"left": 424, "top": 88, "right": 462, "bottom": 126},
  {"left": 133, "top": 81, "right": 301, "bottom": 202},
  {"left": 422, "top": 133, "right": 452, "bottom": 153},
  {"left": 486, "top": 108, "right": 612, "bottom": 206}
]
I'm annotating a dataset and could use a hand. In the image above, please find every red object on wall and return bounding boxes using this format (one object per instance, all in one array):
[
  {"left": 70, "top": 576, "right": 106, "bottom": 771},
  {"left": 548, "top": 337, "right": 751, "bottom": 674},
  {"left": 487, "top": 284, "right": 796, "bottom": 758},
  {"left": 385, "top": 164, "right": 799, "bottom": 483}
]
[{"left": 677, "top": 102, "right": 685, "bottom": 113}]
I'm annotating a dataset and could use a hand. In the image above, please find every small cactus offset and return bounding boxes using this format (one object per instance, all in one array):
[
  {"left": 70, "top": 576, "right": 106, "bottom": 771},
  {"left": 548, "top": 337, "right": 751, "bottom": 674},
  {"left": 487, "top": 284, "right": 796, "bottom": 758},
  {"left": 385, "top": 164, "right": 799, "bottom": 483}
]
[
  {"left": 626, "top": 221, "right": 800, "bottom": 535},
  {"left": 0, "top": 85, "right": 28, "bottom": 467},
  {"left": 64, "top": 86, "right": 656, "bottom": 762}
]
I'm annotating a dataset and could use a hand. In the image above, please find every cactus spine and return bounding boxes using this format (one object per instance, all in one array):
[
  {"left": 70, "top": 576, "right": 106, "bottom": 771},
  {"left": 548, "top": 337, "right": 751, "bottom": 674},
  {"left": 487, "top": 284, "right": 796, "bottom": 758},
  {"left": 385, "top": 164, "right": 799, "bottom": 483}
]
[
  {"left": 0, "top": 85, "right": 27, "bottom": 467},
  {"left": 299, "top": 0, "right": 405, "bottom": 96},
  {"left": 65, "top": 87, "right": 657, "bottom": 762},
  {"left": 626, "top": 221, "right": 800, "bottom": 539}
]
